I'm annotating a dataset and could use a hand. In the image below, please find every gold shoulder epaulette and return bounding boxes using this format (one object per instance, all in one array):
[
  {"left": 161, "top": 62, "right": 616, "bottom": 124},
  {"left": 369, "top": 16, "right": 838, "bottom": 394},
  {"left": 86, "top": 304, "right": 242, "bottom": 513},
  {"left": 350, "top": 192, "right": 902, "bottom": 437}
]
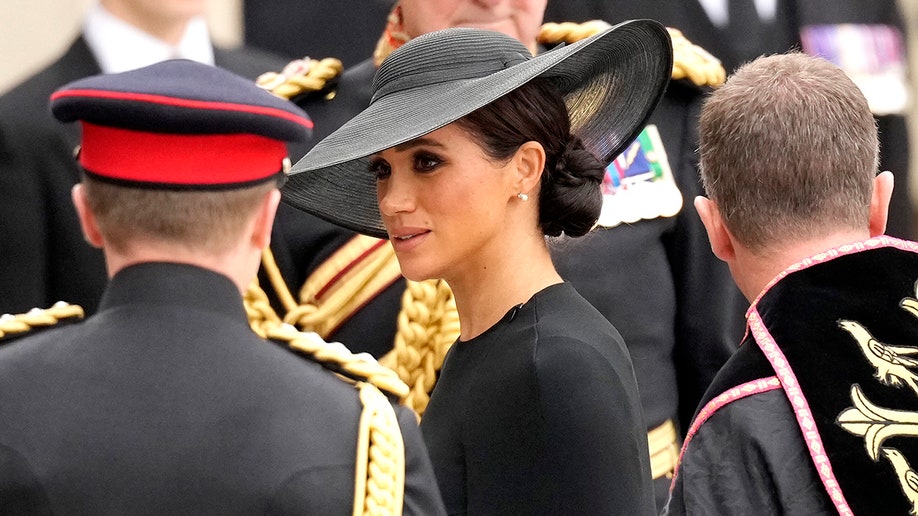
[
  {"left": 265, "top": 323, "right": 410, "bottom": 401},
  {"left": 538, "top": 21, "right": 726, "bottom": 87},
  {"left": 0, "top": 301, "right": 84, "bottom": 343},
  {"left": 667, "top": 27, "right": 726, "bottom": 87},
  {"left": 256, "top": 57, "right": 344, "bottom": 101},
  {"left": 538, "top": 20, "right": 614, "bottom": 45}
]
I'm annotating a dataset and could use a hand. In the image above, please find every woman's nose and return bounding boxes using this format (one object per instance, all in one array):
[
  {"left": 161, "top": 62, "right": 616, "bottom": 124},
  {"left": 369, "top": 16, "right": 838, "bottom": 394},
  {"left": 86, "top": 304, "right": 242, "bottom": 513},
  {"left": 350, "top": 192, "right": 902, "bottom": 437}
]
[{"left": 378, "top": 175, "right": 415, "bottom": 216}]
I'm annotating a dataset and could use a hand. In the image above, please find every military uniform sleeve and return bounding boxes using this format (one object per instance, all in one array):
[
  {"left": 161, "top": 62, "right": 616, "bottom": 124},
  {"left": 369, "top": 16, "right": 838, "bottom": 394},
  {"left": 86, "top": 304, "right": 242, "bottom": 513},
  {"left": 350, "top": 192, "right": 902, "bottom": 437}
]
[
  {"left": 395, "top": 405, "right": 447, "bottom": 515},
  {"left": 665, "top": 389, "right": 832, "bottom": 515}
]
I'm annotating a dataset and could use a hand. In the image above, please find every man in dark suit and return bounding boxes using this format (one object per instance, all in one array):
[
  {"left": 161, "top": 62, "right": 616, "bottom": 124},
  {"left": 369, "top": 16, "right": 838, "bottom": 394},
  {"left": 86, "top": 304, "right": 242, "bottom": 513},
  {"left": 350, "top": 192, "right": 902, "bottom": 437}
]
[
  {"left": 0, "top": 59, "right": 444, "bottom": 514},
  {"left": 0, "top": 0, "right": 290, "bottom": 315}
]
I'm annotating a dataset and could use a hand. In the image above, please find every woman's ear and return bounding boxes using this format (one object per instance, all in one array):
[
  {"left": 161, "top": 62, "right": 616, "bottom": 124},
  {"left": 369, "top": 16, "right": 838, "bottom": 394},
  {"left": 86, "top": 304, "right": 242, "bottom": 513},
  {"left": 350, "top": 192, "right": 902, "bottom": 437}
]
[{"left": 512, "top": 141, "right": 546, "bottom": 197}]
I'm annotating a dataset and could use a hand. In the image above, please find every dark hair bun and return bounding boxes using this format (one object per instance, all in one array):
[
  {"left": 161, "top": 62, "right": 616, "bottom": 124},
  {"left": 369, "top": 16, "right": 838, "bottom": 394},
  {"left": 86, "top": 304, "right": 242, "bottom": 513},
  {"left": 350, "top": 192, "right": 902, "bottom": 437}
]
[{"left": 539, "top": 135, "right": 605, "bottom": 237}]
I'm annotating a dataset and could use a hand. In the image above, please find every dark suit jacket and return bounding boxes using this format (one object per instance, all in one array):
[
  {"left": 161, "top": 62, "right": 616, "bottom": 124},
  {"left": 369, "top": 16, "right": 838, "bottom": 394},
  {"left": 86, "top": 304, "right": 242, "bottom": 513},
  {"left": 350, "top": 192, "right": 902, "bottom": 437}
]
[
  {"left": 0, "top": 262, "right": 444, "bottom": 515},
  {"left": 242, "top": 0, "right": 394, "bottom": 67},
  {"left": 0, "top": 36, "right": 289, "bottom": 315}
]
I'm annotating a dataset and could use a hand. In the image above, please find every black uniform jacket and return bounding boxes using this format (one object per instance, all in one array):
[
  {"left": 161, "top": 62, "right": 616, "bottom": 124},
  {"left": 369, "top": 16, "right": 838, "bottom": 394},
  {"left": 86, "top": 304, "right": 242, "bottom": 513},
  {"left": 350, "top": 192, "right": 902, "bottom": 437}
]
[
  {"left": 0, "top": 262, "right": 445, "bottom": 515},
  {"left": 0, "top": 37, "right": 289, "bottom": 315}
]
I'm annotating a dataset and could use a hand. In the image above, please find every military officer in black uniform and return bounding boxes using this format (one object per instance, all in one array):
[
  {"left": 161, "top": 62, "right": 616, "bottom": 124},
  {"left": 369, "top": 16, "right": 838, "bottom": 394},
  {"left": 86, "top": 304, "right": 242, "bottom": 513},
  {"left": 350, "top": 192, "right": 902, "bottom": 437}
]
[{"left": 0, "top": 60, "right": 444, "bottom": 515}]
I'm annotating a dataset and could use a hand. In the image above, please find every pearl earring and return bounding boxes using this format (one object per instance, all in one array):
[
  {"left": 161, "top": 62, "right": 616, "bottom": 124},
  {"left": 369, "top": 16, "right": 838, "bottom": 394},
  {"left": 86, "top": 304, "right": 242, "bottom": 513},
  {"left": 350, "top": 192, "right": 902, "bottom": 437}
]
[{"left": 517, "top": 192, "right": 529, "bottom": 201}]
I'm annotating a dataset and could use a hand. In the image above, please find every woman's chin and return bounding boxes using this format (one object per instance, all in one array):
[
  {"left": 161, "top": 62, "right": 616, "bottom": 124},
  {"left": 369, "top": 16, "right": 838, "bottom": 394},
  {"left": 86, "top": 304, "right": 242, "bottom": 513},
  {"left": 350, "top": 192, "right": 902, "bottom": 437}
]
[{"left": 397, "top": 262, "right": 439, "bottom": 283}]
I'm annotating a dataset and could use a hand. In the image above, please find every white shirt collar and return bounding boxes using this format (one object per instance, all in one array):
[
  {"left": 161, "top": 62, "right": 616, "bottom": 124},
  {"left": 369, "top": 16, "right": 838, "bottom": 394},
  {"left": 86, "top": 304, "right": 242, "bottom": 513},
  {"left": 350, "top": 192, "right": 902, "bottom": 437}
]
[
  {"left": 82, "top": 2, "right": 215, "bottom": 74},
  {"left": 697, "top": 0, "right": 778, "bottom": 28}
]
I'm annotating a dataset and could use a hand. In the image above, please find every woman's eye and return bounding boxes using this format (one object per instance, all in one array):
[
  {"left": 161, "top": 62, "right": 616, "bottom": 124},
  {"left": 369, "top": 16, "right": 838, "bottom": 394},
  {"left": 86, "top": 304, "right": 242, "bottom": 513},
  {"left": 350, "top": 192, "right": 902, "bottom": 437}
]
[
  {"left": 369, "top": 158, "right": 391, "bottom": 180},
  {"left": 414, "top": 153, "right": 442, "bottom": 172}
]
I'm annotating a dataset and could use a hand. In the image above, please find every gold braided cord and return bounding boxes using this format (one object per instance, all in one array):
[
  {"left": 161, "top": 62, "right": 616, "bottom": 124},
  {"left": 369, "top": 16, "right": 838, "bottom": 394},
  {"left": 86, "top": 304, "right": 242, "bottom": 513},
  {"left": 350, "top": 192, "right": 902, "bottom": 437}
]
[
  {"left": 245, "top": 294, "right": 410, "bottom": 515},
  {"left": 262, "top": 246, "right": 298, "bottom": 313},
  {"left": 353, "top": 382, "right": 406, "bottom": 516},
  {"left": 285, "top": 237, "right": 401, "bottom": 338},
  {"left": 266, "top": 323, "right": 409, "bottom": 400},
  {"left": 380, "top": 279, "right": 460, "bottom": 416},
  {"left": 243, "top": 278, "right": 283, "bottom": 339},
  {"left": 538, "top": 21, "right": 726, "bottom": 88},
  {"left": 256, "top": 57, "right": 344, "bottom": 100},
  {"left": 247, "top": 237, "right": 402, "bottom": 340},
  {"left": 0, "top": 301, "right": 84, "bottom": 340}
]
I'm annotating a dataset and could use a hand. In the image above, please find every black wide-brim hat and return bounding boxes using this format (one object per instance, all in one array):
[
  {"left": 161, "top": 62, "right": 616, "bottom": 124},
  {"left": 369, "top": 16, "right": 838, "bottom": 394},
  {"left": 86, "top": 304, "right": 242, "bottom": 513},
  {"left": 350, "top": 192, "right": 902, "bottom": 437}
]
[{"left": 285, "top": 21, "right": 673, "bottom": 239}]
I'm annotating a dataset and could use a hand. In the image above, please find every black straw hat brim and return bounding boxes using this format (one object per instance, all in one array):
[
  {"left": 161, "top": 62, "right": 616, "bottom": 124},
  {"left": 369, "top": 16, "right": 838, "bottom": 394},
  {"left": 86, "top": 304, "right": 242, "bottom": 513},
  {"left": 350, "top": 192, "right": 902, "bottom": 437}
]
[{"left": 285, "top": 20, "right": 673, "bottom": 239}]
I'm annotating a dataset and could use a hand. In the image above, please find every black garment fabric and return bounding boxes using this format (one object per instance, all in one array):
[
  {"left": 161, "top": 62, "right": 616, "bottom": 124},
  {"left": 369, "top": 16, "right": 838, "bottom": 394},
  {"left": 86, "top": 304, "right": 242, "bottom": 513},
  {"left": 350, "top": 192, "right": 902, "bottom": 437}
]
[
  {"left": 0, "top": 263, "right": 445, "bottom": 515},
  {"left": 243, "top": 0, "right": 393, "bottom": 68},
  {"left": 0, "top": 36, "right": 289, "bottom": 315},
  {"left": 666, "top": 238, "right": 918, "bottom": 515},
  {"left": 666, "top": 386, "right": 833, "bottom": 515},
  {"left": 664, "top": 342, "right": 833, "bottom": 515},
  {"left": 420, "top": 282, "right": 655, "bottom": 515}
]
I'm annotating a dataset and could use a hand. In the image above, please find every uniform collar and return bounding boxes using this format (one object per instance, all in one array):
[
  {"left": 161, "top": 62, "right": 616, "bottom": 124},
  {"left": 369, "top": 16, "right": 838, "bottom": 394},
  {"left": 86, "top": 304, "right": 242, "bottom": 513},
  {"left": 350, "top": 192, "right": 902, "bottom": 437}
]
[{"left": 98, "top": 262, "right": 247, "bottom": 322}]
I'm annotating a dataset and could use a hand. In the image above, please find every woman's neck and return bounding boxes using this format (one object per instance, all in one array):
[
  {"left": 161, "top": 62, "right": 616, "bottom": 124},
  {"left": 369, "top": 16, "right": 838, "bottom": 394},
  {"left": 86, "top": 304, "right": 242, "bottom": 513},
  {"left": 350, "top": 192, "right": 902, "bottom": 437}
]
[{"left": 447, "top": 237, "right": 562, "bottom": 341}]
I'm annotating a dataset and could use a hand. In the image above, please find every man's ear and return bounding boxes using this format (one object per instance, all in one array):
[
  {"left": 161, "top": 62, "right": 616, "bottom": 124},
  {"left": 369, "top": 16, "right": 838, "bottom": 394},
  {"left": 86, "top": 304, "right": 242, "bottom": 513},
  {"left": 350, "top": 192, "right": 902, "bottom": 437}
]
[
  {"left": 694, "top": 195, "right": 736, "bottom": 262},
  {"left": 251, "top": 188, "right": 281, "bottom": 250},
  {"left": 511, "top": 141, "right": 546, "bottom": 199},
  {"left": 869, "top": 171, "right": 894, "bottom": 237},
  {"left": 71, "top": 184, "right": 104, "bottom": 248}
]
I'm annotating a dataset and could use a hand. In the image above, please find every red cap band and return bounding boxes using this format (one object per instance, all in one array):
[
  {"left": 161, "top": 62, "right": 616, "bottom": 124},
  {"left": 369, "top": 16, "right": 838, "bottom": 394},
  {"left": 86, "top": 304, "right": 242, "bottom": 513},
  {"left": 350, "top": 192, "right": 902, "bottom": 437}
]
[{"left": 79, "top": 122, "right": 288, "bottom": 186}]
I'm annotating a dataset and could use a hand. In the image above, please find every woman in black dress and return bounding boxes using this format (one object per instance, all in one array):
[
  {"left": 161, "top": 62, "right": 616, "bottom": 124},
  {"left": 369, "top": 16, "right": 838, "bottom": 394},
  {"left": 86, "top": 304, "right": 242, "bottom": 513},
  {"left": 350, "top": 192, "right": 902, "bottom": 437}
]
[{"left": 283, "top": 23, "right": 671, "bottom": 514}]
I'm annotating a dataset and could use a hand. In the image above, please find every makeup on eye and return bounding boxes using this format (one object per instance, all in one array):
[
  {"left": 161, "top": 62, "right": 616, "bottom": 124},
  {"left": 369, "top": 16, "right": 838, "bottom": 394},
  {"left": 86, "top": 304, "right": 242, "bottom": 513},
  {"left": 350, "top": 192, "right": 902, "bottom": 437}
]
[
  {"left": 368, "top": 156, "right": 391, "bottom": 180},
  {"left": 412, "top": 151, "right": 444, "bottom": 172}
]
